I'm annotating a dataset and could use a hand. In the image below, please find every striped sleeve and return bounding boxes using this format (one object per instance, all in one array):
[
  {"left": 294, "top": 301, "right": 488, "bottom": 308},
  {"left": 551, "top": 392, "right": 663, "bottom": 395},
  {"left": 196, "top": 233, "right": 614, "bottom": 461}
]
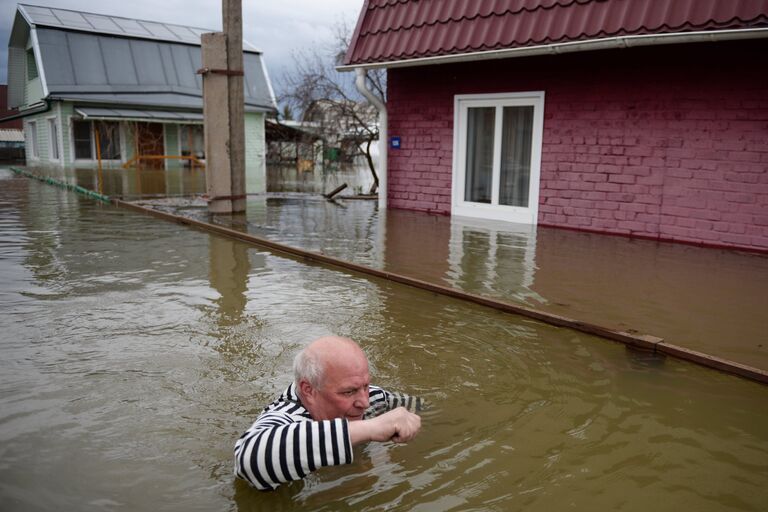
[
  {"left": 234, "top": 412, "right": 353, "bottom": 491},
  {"left": 365, "top": 386, "right": 424, "bottom": 418}
]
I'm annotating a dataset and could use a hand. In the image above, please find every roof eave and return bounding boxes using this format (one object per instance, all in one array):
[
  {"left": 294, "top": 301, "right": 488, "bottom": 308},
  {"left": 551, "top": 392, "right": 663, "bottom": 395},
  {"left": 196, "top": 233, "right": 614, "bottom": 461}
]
[{"left": 337, "top": 28, "right": 768, "bottom": 72}]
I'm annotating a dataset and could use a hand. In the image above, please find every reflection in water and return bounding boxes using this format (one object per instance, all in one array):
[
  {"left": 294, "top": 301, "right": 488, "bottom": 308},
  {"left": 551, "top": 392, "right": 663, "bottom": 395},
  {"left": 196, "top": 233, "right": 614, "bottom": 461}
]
[
  {"left": 530, "top": 228, "right": 768, "bottom": 369},
  {"left": 19, "top": 163, "right": 374, "bottom": 199},
  {"left": 10, "top": 165, "right": 767, "bottom": 369},
  {"left": 447, "top": 216, "right": 543, "bottom": 304},
  {"left": 2, "top": 168, "right": 767, "bottom": 511},
  {"left": 22, "top": 165, "right": 206, "bottom": 200},
  {"left": 209, "top": 236, "right": 250, "bottom": 326},
  {"left": 200, "top": 197, "right": 767, "bottom": 372},
  {"left": 267, "top": 163, "right": 374, "bottom": 195}
]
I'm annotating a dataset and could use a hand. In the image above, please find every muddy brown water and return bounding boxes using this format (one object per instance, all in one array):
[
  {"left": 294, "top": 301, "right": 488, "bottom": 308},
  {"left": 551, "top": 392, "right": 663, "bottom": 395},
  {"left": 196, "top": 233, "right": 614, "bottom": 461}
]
[
  {"left": 188, "top": 195, "right": 768, "bottom": 373},
  {"left": 2, "top": 168, "right": 767, "bottom": 511},
  {"left": 267, "top": 163, "right": 375, "bottom": 195}
]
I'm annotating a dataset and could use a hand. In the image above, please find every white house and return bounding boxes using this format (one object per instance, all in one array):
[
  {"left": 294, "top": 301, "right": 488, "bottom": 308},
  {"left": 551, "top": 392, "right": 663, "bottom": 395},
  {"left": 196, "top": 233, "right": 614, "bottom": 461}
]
[{"left": 6, "top": 3, "right": 277, "bottom": 192}]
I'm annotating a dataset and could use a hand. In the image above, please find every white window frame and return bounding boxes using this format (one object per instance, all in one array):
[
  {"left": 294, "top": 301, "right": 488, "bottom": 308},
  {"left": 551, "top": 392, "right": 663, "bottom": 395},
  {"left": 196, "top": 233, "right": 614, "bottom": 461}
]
[
  {"left": 47, "top": 116, "right": 60, "bottom": 161},
  {"left": 451, "top": 91, "right": 545, "bottom": 224},
  {"left": 27, "top": 120, "right": 38, "bottom": 159}
]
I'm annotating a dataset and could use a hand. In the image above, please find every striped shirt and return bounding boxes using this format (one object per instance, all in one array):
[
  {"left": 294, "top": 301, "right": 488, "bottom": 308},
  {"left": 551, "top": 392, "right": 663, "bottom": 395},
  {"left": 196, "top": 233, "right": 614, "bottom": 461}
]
[{"left": 234, "top": 383, "right": 422, "bottom": 490}]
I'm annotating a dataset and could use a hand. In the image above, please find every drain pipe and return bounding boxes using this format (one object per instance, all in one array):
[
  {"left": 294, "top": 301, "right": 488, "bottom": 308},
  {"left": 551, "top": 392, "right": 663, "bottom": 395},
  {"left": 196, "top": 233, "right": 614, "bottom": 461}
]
[{"left": 355, "top": 67, "right": 387, "bottom": 210}]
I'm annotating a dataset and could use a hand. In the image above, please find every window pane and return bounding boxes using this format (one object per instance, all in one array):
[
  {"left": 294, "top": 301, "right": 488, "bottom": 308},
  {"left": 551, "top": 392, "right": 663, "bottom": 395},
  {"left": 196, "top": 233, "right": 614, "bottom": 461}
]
[
  {"left": 48, "top": 119, "right": 59, "bottom": 159},
  {"left": 28, "top": 122, "right": 38, "bottom": 157},
  {"left": 96, "top": 122, "right": 121, "bottom": 160},
  {"left": 73, "top": 121, "right": 92, "bottom": 159},
  {"left": 499, "top": 106, "right": 533, "bottom": 207},
  {"left": 464, "top": 107, "right": 495, "bottom": 204},
  {"left": 26, "top": 49, "right": 38, "bottom": 80}
]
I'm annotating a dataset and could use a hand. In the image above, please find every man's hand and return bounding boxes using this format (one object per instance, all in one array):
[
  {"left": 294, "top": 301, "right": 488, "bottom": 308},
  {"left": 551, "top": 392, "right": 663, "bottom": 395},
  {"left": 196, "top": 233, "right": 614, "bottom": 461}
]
[{"left": 348, "top": 407, "right": 421, "bottom": 446}]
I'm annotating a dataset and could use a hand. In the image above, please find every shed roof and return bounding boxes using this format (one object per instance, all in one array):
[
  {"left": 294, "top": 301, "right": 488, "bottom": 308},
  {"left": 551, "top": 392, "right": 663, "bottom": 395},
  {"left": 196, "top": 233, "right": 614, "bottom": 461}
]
[
  {"left": 0, "top": 129, "right": 25, "bottom": 143},
  {"left": 18, "top": 3, "right": 260, "bottom": 52},
  {"left": 343, "top": 0, "right": 768, "bottom": 68}
]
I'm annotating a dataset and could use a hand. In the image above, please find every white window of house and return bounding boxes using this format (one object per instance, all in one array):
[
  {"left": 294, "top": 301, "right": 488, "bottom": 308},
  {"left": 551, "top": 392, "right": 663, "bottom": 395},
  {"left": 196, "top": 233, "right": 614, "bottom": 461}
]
[
  {"left": 452, "top": 92, "right": 545, "bottom": 224},
  {"left": 48, "top": 118, "right": 60, "bottom": 160},
  {"left": 28, "top": 121, "right": 38, "bottom": 158}
]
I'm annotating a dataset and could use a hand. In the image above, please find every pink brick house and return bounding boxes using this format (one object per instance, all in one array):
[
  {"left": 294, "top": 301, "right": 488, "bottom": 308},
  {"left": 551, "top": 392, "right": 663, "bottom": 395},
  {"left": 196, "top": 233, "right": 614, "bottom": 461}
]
[{"left": 341, "top": 0, "right": 768, "bottom": 252}]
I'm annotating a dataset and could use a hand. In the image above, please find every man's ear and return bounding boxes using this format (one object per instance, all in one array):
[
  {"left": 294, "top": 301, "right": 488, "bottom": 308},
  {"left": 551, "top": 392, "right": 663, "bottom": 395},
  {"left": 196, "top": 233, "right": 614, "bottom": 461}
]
[{"left": 299, "top": 379, "right": 315, "bottom": 403}]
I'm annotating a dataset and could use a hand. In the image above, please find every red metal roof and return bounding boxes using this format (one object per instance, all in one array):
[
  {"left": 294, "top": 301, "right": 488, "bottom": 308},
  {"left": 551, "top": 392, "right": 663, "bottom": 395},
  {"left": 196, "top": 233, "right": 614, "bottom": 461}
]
[{"left": 344, "top": 0, "right": 768, "bottom": 66}]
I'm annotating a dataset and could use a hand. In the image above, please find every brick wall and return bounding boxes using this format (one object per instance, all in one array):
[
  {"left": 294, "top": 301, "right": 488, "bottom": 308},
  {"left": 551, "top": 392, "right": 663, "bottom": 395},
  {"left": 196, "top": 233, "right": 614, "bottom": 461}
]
[
  {"left": 387, "top": 40, "right": 768, "bottom": 251},
  {"left": 388, "top": 69, "right": 455, "bottom": 214}
]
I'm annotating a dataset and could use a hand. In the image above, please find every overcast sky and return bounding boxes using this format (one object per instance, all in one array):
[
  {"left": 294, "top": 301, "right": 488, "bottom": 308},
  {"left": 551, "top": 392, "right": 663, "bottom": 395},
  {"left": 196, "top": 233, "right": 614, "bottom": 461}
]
[{"left": 0, "top": 0, "right": 364, "bottom": 99}]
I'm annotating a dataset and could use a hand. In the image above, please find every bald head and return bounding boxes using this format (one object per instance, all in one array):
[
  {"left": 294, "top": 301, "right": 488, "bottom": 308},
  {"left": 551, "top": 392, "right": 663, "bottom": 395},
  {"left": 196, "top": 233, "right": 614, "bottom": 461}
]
[
  {"left": 294, "top": 336, "right": 367, "bottom": 389},
  {"left": 294, "top": 336, "right": 372, "bottom": 420}
]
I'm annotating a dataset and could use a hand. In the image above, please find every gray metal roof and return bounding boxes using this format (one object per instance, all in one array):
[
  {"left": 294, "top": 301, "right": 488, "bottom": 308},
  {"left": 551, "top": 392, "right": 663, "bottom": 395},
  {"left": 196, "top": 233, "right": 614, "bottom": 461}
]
[
  {"left": 35, "top": 27, "right": 276, "bottom": 113},
  {"left": 18, "top": 3, "right": 261, "bottom": 52}
]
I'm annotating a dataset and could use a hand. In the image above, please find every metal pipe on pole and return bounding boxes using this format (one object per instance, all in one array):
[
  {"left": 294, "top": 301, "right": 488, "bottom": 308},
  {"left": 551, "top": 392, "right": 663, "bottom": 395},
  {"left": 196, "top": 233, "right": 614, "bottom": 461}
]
[{"left": 200, "top": 0, "right": 246, "bottom": 214}]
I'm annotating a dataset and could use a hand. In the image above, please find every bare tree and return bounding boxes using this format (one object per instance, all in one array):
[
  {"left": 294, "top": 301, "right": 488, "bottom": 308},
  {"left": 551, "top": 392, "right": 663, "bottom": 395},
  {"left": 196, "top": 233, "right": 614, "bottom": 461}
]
[{"left": 280, "top": 21, "right": 385, "bottom": 194}]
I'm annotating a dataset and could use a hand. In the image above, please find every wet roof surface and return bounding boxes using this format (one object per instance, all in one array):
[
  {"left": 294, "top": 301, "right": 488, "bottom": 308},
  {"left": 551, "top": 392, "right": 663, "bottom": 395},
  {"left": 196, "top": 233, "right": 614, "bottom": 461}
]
[{"left": 344, "top": 0, "right": 768, "bottom": 65}]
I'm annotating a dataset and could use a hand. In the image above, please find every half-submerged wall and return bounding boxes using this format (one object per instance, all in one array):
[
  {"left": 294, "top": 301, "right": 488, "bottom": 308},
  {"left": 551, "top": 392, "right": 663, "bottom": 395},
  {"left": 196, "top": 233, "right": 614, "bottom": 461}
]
[{"left": 387, "top": 40, "right": 768, "bottom": 251}]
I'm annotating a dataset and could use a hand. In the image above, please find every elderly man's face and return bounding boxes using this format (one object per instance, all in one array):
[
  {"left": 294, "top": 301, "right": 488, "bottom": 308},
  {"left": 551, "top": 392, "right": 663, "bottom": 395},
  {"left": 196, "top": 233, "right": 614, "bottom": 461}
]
[{"left": 301, "top": 344, "right": 371, "bottom": 421}]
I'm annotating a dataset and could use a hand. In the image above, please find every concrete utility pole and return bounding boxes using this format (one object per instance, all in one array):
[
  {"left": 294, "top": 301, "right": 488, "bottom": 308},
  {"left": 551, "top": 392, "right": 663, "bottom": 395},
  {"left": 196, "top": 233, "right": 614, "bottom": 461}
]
[{"left": 200, "top": 0, "right": 246, "bottom": 214}]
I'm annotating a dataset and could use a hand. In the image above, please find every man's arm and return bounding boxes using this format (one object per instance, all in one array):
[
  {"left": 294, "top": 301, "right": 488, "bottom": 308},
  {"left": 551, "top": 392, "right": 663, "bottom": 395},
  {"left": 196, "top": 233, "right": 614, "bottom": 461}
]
[
  {"left": 349, "top": 407, "right": 421, "bottom": 445},
  {"left": 234, "top": 412, "right": 353, "bottom": 491}
]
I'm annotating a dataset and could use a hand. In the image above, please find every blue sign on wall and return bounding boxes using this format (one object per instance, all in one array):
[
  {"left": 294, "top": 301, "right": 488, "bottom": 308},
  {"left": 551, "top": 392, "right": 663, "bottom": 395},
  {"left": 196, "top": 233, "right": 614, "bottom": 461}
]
[{"left": 390, "top": 136, "right": 401, "bottom": 149}]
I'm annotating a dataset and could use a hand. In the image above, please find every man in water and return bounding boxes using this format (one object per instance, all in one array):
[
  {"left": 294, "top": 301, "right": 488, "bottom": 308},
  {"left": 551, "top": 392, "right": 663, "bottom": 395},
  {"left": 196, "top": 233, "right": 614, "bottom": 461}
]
[{"left": 234, "top": 335, "right": 422, "bottom": 490}]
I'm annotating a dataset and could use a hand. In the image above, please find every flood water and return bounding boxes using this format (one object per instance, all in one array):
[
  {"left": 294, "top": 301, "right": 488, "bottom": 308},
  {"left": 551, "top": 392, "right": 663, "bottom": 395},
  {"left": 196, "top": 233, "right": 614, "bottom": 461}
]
[
  {"left": 267, "top": 163, "right": 375, "bottom": 196},
  {"left": 2, "top": 167, "right": 768, "bottom": 511},
  {"left": 190, "top": 196, "right": 768, "bottom": 372}
]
